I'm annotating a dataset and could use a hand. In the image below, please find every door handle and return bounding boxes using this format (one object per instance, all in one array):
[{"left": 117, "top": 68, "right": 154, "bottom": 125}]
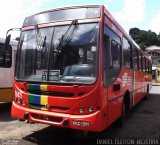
[{"left": 113, "top": 84, "right": 120, "bottom": 91}]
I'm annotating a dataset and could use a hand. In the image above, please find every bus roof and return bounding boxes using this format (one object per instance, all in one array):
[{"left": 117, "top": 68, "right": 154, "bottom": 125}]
[
  {"left": 23, "top": 5, "right": 139, "bottom": 48},
  {"left": 22, "top": 5, "right": 150, "bottom": 61},
  {"left": 23, "top": 5, "right": 102, "bottom": 27},
  {"left": 26, "top": 5, "right": 102, "bottom": 18}
]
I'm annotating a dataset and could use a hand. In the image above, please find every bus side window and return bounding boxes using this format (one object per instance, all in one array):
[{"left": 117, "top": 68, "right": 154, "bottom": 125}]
[
  {"left": 123, "top": 38, "right": 132, "bottom": 68},
  {"left": 137, "top": 50, "right": 139, "bottom": 70},
  {"left": 0, "top": 43, "right": 12, "bottom": 68},
  {"left": 141, "top": 54, "right": 143, "bottom": 71},
  {"left": 103, "top": 35, "right": 111, "bottom": 69},
  {"left": 111, "top": 40, "right": 121, "bottom": 69},
  {"left": 139, "top": 53, "right": 141, "bottom": 71},
  {"left": 143, "top": 57, "right": 145, "bottom": 72},
  {"left": 103, "top": 25, "right": 121, "bottom": 87},
  {"left": 132, "top": 46, "right": 137, "bottom": 70},
  {"left": 144, "top": 58, "right": 147, "bottom": 72}
]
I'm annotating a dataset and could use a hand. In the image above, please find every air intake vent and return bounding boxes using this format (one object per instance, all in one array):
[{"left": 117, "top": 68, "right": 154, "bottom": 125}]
[{"left": 28, "top": 90, "right": 74, "bottom": 97}]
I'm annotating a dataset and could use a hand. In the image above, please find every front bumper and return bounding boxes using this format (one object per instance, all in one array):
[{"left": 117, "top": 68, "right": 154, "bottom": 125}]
[{"left": 12, "top": 101, "right": 102, "bottom": 132}]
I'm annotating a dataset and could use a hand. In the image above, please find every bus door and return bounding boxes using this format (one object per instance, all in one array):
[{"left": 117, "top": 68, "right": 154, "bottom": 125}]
[{"left": 103, "top": 25, "right": 122, "bottom": 125}]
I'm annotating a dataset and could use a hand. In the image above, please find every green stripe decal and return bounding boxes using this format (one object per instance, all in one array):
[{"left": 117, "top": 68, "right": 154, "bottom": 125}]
[
  {"left": 28, "top": 84, "right": 34, "bottom": 90},
  {"left": 28, "top": 94, "right": 40, "bottom": 104},
  {"left": 29, "top": 94, "right": 34, "bottom": 104},
  {"left": 28, "top": 84, "right": 40, "bottom": 90}
]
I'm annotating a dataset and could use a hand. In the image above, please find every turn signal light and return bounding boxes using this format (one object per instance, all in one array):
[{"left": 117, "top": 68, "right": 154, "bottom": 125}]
[{"left": 79, "top": 108, "right": 84, "bottom": 114}]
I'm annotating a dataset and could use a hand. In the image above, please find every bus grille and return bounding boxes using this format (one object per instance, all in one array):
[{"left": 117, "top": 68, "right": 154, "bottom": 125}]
[
  {"left": 28, "top": 90, "right": 74, "bottom": 97},
  {"left": 31, "top": 113, "right": 63, "bottom": 123},
  {"left": 29, "top": 103, "right": 70, "bottom": 112}
]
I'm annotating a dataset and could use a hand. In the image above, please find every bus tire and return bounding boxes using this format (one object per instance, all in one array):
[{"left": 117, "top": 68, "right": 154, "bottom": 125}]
[
  {"left": 124, "top": 91, "right": 130, "bottom": 113},
  {"left": 144, "top": 84, "right": 149, "bottom": 100}
]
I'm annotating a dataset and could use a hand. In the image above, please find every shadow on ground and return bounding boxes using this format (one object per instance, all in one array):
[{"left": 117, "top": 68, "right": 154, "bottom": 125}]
[
  {"left": 21, "top": 96, "right": 153, "bottom": 145},
  {"left": 0, "top": 103, "right": 16, "bottom": 122}
]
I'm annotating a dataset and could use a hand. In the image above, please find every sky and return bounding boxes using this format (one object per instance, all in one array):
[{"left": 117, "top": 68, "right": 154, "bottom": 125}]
[{"left": 0, "top": 0, "right": 160, "bottom": 39}]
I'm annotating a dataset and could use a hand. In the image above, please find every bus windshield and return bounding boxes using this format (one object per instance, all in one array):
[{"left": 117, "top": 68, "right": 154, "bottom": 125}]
[{"left": 16, "top": 23, "right": 99, "bottom": 84}]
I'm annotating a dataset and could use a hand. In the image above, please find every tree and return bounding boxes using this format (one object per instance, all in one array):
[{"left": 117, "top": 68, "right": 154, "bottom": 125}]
[
  {"left": 158, "top": 33, "right": 160, "bottom": 45},
  {"left": 129, "top": 28, "right": 160, "bottom": 50}
]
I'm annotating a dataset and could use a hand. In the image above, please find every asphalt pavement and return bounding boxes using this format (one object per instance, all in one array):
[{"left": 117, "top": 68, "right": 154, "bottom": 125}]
[{"left": 0, "top": 86, "right": 160, "bottom": 145}]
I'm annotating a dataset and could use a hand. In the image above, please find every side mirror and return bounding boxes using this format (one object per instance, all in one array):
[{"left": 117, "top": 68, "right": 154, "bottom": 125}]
[
  {"left": 3, "top": 28, "right": 21, "bottom": 67},
  {"left": 4, "top": 27, "right": 21, "bottom": 51},
  {"left": 4, "top": 34, "right": 11, "bottom": 50},
  {"left": 4, "top": 28, "right": 21, "bottom": 48},
  {"left": 3, "top": 34, "right": 11, "bottom": 65}
]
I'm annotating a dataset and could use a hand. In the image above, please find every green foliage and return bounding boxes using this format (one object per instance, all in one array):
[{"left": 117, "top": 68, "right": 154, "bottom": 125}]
[{"left": 129, "top": 28, "right": 160, "bottom": 50}]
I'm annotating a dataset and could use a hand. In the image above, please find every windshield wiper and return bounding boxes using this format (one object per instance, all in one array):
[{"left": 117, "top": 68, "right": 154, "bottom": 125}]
[
  {"left": 34, "top": 25, "right": 47, "bottom": 69},
  {"left": 57, "top": 19, "right": 78, "bottom": 53},
  {"left": 34, "top": 25, "right": 47, "bottom": 50}
]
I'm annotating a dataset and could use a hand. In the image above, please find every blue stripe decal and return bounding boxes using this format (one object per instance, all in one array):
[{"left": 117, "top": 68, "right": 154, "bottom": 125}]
[{"left": 34, "top": 95, "right": 41, "bottom": 104}]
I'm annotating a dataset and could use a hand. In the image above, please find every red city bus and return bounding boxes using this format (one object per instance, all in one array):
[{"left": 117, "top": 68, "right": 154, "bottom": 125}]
[{"left": 11, "top": 5, "right": 152, "bottom": 132}]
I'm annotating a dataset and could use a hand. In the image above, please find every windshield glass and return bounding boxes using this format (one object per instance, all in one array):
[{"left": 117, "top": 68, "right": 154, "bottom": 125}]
[{"left": 16, "top": 23, "right": 99, "bottom": 84}]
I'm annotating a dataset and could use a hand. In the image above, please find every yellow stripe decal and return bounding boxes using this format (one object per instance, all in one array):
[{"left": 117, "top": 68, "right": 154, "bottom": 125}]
[
  {"left": 40, "top": 95, "right": 48, "bottom": 105},
  {"left": 40, "top": 85, "right": 48, "bottom": 91},
  {"left": 40, "top": 95, "right": 48, "bottom": 110}
]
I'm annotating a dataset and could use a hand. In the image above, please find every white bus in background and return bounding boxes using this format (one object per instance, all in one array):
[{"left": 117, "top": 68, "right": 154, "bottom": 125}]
[{"left": 0, "top": 37, "right": 18, "bottom": 102}]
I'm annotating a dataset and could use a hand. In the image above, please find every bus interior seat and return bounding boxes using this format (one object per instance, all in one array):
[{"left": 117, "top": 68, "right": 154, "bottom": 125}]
[{"left": 63, "top": 64, "right": 94, "bottom": 76}]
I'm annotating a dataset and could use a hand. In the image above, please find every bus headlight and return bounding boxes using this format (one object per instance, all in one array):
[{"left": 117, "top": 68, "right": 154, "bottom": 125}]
[
  {"left": 88, "top": 106, "right": 94, "bottom": 113},
  {"left": 72, "top": 105, "right": 96, "bottom": 115},
  {"left": 15, "top": 96, "right": 26, "bottom": 107}
]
